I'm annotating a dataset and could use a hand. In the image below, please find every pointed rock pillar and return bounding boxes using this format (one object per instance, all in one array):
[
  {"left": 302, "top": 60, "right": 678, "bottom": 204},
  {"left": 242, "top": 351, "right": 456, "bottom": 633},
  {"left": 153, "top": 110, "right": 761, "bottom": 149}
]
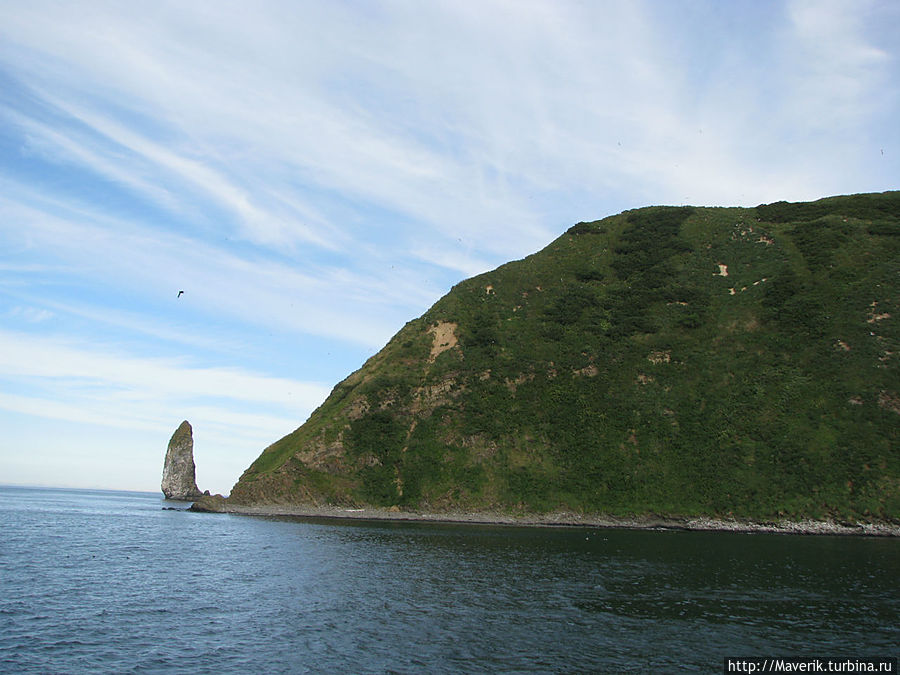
[{"left": 161, "top": 420, "right": 203, "bottom": 500}]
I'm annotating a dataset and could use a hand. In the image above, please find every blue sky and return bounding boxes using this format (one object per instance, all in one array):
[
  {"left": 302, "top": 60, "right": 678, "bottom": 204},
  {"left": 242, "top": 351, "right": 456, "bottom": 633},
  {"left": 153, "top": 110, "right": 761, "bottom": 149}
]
[{"left": 1, "top": 0, "right": 898, "bottom": 494}]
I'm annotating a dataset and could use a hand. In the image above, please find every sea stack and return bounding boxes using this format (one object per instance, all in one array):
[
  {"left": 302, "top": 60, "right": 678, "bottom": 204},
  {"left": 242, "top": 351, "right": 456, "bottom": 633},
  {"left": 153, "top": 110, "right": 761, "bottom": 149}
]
[{"left": 161, "top": 420, "right": 204, "bottom": 500}]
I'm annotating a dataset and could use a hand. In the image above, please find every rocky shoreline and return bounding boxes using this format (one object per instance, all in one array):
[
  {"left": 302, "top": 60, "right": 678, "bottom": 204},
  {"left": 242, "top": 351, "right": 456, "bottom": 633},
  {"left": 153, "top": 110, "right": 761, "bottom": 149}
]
[{"left": 189, "top": 496, "right": 900, "bottom": 537}]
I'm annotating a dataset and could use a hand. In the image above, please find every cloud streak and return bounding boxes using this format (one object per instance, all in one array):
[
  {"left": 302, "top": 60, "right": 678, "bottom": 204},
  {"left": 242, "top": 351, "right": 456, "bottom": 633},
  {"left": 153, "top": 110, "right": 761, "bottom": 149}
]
[
  {"left": 0, "top": 183, "right": 430, "bottom": 350},
  {"left": 0, "top": 330, "right": 329, "bottom": 408},
  {"left": 0, "top": 328, "right": 333, "bottom": 492}
]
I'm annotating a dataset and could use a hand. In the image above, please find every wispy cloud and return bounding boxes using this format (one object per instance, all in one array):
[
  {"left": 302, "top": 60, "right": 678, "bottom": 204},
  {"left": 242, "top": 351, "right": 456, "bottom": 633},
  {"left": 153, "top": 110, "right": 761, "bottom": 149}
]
[
  {"left": 7, "top": 306, "right": 54, "bottom": 323},
  {"left": 0, "top": 328, "right": 332, "bottom": 486},
  {"left": 0, "top": 329, "right": 328, "bottom": 407},
  {"left": 0, "top": 183, "right": 430, "bottom": 350},
  {"left": 786, "top": 0, "right": 892, "bottom": 127}
]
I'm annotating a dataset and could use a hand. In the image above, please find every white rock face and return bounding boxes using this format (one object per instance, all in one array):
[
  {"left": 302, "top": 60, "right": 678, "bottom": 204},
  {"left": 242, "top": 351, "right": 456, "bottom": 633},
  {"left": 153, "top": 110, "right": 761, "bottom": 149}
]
[{"left": 161, "top": 420, "right": 203, "bottom": 500}]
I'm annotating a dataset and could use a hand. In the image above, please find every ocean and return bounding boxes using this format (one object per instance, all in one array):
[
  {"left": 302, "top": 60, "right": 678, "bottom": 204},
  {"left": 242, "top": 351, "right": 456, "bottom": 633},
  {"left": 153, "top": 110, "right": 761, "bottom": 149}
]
[{"left": 0, "top": 486, "right": 896, "bottom": 673}]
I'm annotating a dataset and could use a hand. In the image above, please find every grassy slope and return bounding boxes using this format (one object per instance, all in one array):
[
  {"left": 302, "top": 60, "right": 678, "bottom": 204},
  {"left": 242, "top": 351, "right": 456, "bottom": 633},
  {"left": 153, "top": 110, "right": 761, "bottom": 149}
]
[{"left": 229, "top": 192, "right": 900, "bottom": 521}]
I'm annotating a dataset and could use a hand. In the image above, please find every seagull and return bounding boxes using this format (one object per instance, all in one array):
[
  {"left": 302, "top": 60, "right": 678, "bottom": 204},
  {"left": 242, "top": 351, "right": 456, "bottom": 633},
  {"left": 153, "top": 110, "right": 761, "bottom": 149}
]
[{"left": 177, "top": 290, "right": 184, "bottom": 298}]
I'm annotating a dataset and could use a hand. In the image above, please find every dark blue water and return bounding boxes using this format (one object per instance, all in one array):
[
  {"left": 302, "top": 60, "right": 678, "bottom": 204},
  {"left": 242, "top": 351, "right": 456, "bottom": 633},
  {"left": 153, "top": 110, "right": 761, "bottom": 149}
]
[{"left": 0, "top": 486, "right": 896, "bottom": 673}]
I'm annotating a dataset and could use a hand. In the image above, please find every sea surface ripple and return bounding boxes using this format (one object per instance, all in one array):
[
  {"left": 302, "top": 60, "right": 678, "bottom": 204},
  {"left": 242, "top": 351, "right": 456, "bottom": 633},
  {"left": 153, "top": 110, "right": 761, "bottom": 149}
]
[{"left": 0, "top": 486, "right": 897, "bottom": 673}]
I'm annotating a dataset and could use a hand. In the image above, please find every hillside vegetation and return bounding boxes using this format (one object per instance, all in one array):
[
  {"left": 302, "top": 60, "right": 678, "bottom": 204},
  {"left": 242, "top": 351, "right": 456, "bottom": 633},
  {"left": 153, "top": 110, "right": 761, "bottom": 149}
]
[{"left": 229, "top": 192, "right": 900, "bottom": 522}]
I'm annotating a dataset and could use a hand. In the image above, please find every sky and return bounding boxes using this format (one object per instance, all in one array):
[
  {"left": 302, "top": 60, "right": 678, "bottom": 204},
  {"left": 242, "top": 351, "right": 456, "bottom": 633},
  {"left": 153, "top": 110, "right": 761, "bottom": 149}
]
[{"left": 1, "top": 0, "right": 898, "bottom": 495}]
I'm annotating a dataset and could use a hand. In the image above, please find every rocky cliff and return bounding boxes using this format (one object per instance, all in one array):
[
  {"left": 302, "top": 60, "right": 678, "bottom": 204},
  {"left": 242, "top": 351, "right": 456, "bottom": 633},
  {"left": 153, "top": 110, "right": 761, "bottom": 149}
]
[{"left": 161, "top": 420, "right": 204, "bottom": 500}]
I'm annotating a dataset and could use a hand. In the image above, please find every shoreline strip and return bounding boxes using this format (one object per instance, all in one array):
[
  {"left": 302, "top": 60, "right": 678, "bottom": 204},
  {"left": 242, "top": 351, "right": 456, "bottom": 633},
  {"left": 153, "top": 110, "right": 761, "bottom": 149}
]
[{"left": 189, "top": 500, "right": 900, "bottom": 537}]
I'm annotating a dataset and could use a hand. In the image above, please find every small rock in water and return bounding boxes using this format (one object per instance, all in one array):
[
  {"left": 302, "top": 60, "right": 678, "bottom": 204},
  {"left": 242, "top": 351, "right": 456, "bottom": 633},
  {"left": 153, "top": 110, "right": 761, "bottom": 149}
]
[{"left": 189, "top": 494, "right": 228, "bottom": 512}]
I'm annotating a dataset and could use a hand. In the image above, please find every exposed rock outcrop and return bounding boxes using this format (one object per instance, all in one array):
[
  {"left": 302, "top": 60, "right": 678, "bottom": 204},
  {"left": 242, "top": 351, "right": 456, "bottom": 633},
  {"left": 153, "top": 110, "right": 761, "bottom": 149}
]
[
  {"left": 189, "top": 493, "right": 228, "bottom": 512},
  {"left": 161, "top": 420, "right": 204, "bottom": 500}
]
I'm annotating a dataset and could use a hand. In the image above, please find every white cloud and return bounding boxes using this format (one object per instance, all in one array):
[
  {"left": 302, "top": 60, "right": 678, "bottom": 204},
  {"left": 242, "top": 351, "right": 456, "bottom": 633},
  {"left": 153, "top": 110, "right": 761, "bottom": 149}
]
[
  {"left": 0, "top": 325, "right": 335, "bottom": 493},
  {"left": 7, "top": 110, "right": 181, "bottom": 213},
  {"left": 1, "top": 1, "right": 561, "bottom": 259},
  {"left": 783, "top": 0, "right": 891, "bottom": 133},
  {"left": 411, "top": 244, "right": 497, "bottom": 279},
  {"left": 0, "top": 329, "right": 331, "bottom": 410},
  {"left": 0, "top": 326, "right": 331, "bottom": 489},
  {"left": 3, "top": 1, "right": 896, "bottom": 216},
  {"left": 8, "top": 306, "right": 54, "bottom": 323},
  {"left": 0, "top": 185, "right": 423, "bottom": 350}
]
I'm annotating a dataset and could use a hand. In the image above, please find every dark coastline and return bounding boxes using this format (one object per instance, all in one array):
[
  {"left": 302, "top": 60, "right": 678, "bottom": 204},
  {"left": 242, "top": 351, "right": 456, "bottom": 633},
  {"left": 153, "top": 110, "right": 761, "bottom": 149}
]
[{"left": 189, "top": 498, "right": 900, "bottom": 537}]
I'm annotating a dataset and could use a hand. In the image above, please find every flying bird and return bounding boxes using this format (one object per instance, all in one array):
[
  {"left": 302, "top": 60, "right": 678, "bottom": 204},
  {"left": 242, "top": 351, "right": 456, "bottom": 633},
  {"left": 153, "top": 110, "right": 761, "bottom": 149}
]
[{"left": 177, "top": 290, "right": 184, "bottom": 298}]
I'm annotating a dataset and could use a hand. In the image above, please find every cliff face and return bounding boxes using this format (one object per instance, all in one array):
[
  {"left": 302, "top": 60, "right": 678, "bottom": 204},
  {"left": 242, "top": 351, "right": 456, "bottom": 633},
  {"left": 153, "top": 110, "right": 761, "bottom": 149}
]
[
  {"left": 229, "top": 192, "right": 900, "bottom": 521},
  {"left": 161, "top": 420, "right": 203, "bottom": 500}
]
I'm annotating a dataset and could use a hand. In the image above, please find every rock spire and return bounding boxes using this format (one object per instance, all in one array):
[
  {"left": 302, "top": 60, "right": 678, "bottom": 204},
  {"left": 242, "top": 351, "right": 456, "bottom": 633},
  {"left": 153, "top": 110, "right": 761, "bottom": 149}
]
[{"left": 161, "top": 420, "right": 204, "bottom": 500}]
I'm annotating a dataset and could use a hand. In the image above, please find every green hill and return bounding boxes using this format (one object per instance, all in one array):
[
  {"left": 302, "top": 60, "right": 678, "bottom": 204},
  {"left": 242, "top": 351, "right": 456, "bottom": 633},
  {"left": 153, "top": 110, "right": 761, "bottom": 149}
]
[{"left": 228, "top": 192, "right": 900, "bottom": 522}]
